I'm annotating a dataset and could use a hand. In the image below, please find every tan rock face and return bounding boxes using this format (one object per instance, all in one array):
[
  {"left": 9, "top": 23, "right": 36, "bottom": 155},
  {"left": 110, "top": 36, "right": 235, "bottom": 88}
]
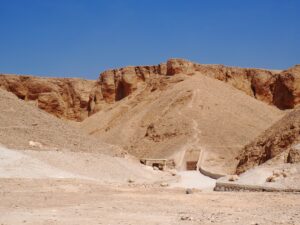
[
  {"left": 236, "top": 109, "right": 300, "bottom": 174},
  {"left": 1, "top": 60, "right": 299, "bottom": 122},
  {"left": 0, "top": 75, "right": 99, "bottom": 121},
  {"left": 166, "top": 58, "right": 195, "bottom": 75},
  {"left": 287, "top": 145, "right": 300, "bottom": 163},
  {"left": 97, "top": 64, "right": 166, "bottom": 103}
]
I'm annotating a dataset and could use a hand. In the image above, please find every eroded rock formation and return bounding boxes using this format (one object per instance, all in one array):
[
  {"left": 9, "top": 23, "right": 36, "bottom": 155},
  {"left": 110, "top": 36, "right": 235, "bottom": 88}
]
[
  {"left": 1, "top": 59, "right": 299, "bottom": 121},
  {"left": 0, "top": 75, "right": 97, "bottom": 121},
  {"left": 236, "top": 109, "right": 300, "bottom": 174}
]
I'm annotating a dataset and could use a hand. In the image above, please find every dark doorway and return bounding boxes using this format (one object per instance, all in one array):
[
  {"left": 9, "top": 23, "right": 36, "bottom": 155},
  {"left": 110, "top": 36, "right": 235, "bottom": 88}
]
[{"left": 186, "top": 161, "right": 197, "bottom": 170}]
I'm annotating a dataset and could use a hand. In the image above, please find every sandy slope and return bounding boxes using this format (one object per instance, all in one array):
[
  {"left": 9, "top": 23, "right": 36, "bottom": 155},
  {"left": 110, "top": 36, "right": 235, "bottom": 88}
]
[
  {"left": 0, "top": 145, "right": 172, "bottom": 184},
  {"left": 0, "top": 89, "right": 125, "bottom": 155},
  {"left": 81, "top": 73, "right": 283, "bottom": 175},
  {"left": 217, "top": 155, "right": 300, "bottom": 190},
  {"left": 0, "top": 89, "right": 176, "bottom": 184}
]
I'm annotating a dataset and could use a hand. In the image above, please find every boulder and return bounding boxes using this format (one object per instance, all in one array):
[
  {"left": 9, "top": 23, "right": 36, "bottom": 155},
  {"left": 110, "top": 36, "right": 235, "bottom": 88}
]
[{"left": 287, "top": 145, "right": 300, "bottom": 163}]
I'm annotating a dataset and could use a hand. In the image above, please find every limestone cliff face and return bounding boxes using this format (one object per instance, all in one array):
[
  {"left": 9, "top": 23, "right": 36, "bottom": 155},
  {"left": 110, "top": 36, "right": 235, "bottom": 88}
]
[
  {"left": 97, "top": 64, "right": 167, "bottom": 102},
  {"left": 0, "top": 59, "right": 299, "bottom": 121},
  {"left": 164, "top": 59, "right": 300, "bottom": 111},
  {"left": 96, "top": 58, "right": 300, "bottom": 112},
  {"left": 0, "top": 75, "right": 98, "bottom": 121},
  {"left": 236, "top": 109, "right": 300, "bottom": 174}
]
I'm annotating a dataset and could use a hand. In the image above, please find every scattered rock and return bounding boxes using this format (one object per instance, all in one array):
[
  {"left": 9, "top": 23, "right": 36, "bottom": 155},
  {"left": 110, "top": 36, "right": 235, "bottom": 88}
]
[
  {"left": 180, "top": 216, "right": 193, "bottom": 221},
  {"left": 160, "top": 182, "right": 169, "bottom": 187},
  {"left": 185, "top": 188, "right": 193, "bottom": 194},
  {"left": 228, "top": 175, "right": 239, "bottom": 182},
  {"left": 287, "top": 145, "right": 300, "bottom": 163},
  {"left": 272, "top": 169, "right": 282, "bottom": 177},
  {"left": 29, "top": 141, "right": 43, "bottom": 148},
  {"left": 237, "top": 108, "right": 300, "bottom": 174},
  {"left": 168, "top": 169, "right": 177, "bottom": 176},
  {"left": 153, "top": 166, "right": 159, "bottom": 171},
  {"left": 266, "top": 175, "right": 276, "bottom": 182},
  {"left": 127, "top": 178, "right": 135, "bottom": 183}
]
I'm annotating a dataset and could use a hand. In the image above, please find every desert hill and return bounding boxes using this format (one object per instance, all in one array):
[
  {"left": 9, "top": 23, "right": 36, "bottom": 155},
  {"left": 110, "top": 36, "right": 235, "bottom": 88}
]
[
  {"left": 80, "top": 70, "right": 283, "bottom": 175},
  {"left": 0, "top": 89, "right": 120, "bottom": 155},
  {"left": 1, "top": 59, "right": 300, "bottom": 122},
  {"left": 0, "top": 89, "right": 170, "bottom": 183},
  {"left": 0, "top": 74, "right": 97, "bottom": 121},
  {"left": 236, "top": 109, "right": 300, "bottom": 174},
  {"left": 2, "top": 59, "right": 296, "bottom": 176}
]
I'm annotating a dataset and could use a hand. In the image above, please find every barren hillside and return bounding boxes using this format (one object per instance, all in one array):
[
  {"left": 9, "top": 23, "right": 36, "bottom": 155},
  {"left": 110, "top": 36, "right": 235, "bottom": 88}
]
[
  {"left": 80, "top": 71, "right": 283, "bottom": 175},
  {"left": 237, "top": 109, "right": 300, "bottom": 174},
  {"left": 0, "top": 89, "right": 172, "bottom": 184},
  {"left": 0, "top": 89, "right": 122, "bottom": 155}
]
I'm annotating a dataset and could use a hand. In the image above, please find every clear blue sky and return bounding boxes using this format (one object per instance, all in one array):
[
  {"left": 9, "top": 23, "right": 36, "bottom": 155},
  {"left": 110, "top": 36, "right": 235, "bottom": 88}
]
[{"left": 0, "top": 0, "right": 299, "bottom": 79}]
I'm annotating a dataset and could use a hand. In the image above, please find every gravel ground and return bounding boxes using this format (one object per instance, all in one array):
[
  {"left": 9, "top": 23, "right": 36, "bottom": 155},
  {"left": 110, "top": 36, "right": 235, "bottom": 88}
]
[{"left": 0, "top": 178, "right": 299, "bottom": 225}]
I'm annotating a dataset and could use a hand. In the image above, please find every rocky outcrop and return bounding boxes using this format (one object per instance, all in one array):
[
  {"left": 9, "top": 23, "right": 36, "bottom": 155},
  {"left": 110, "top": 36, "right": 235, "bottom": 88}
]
[
  {"left": 166, "top": 58, "right": 195, "bottom": 75},
  {"left": 163, "top": 59, "right": 300, "bottom": 111},
  {"left": 236, "top": 109, "right": 300, "bottom": 174},
  {"left": 1, "top": 59, "right": 299, "bottom": 121},
  {"left": 98, "top": 64, "right": 166, "bottom": 102},
  {"left": 0, "top": 74, "right": 99, "bottom": 121},
  {"left": 287, "top": 144, "right": 300, "bottom": 164},
  {"left": 97, "top": 59, "right": 299, "bottom": 113}
]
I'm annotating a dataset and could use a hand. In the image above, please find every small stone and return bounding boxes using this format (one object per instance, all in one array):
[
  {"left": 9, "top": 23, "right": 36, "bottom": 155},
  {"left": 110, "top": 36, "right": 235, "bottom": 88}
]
[
  {"left": 169, "top": 169, "right": 177, "bottom": 176},
  {"left": 228, "top": 174, "right": 239, "bottom": 182},
  {"left": 282, "top": 172, "right": 288, "bottom": 177},
  {"left": 272, "top": 169, "right": 282, "bottom": 177},
  {"left": 127, "top": 178, "right": 135, "bottom": 183},
  {"left": 185, "top": 188, "right": 193, "bottom": 194},
  {"left": 266, "top": 175, "right": 276, "bottom": 182},
  {"left": 153, "top": 166, "right": 159, "bottom": 171},
  {"left": 160, "top": 182, "right": 169, "bottom": 187},
  {"left": 28, "top": 140, "right": 43, "bottom": 148},
  {"left": 180, "top": 216, "right": 192, "bottom": 221}
]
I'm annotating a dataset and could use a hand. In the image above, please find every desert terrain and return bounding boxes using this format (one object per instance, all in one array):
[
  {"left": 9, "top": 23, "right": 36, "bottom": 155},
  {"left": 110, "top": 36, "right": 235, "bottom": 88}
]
[{"left": 0, "top": 59, "right": 300, "bottom": 224}]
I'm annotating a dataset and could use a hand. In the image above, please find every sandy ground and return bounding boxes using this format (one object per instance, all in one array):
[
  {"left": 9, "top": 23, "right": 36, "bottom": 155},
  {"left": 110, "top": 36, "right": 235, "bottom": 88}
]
[
  {"left": 0, "top": 146, "right": 299, "bottom": 225},
  {"left": 0, "top": 89, "right": 124, "bottom": 156},
  {"left": 0, "top": 145, "right": 173, "bottom": 184},
  {"left": 216, "top": 151, "right": 300, "bottom": 190},
  {"left": 170, "top": 171, "right": 216, "bottom": 190},
  {"left": 0, "top": 145, "right": 216, "bottom": 189},
  {"left": 0, "top": 178, "right": 299, "bottom": 225}
]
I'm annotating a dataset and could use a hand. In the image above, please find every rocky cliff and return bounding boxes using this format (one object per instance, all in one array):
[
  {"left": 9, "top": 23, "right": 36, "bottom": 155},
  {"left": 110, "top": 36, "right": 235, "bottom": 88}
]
[
  {"left": 1, "top": 59, "right": 299, "bottom": 121},
  {"left": 0, "top": 75, "right": 97, "bottom": 121},
  {"left": 236, "top": 109, "right": 300, "bottom": 174},
  {"left": 89, "top": 59, "right": 300, "bottom": 118}
]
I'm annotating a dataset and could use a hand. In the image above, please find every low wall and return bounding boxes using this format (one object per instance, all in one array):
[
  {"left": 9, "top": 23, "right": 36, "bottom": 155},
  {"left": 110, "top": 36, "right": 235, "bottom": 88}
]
[
  {"left": 199, "top": 166, "right": 225, "bottom": 179},
  {"left": 214, "top": 182, "right": 300, "bottom": 192}
]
